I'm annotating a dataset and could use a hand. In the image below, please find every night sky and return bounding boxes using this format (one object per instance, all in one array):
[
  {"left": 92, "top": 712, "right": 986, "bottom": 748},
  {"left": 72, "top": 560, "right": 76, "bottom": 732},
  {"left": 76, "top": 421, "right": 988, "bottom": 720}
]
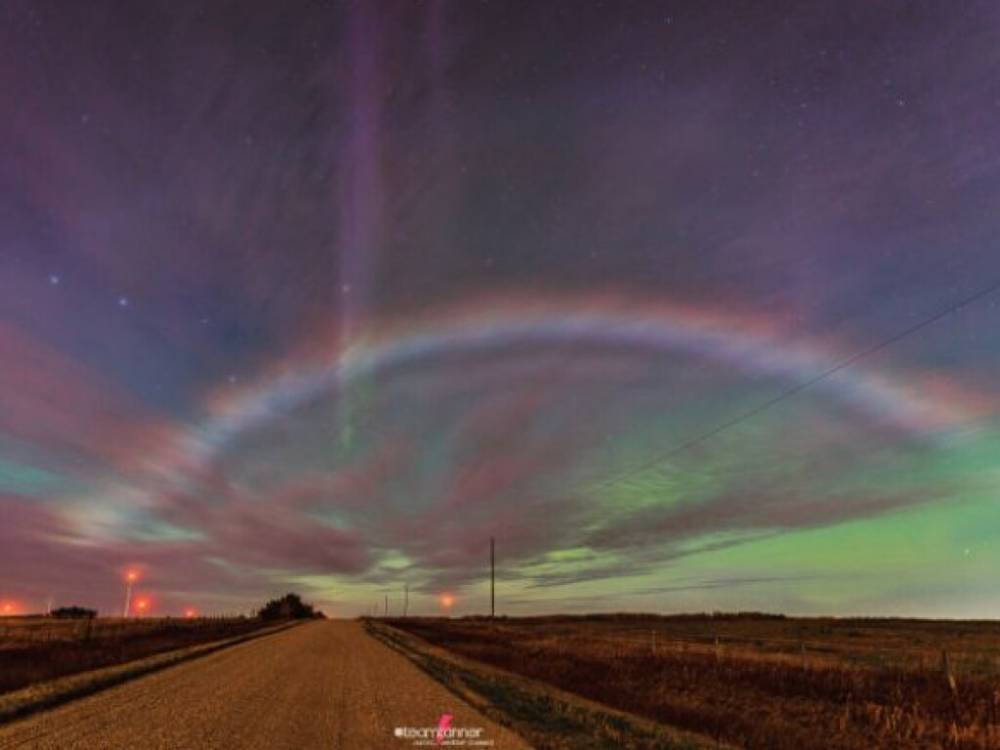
[{"left": 3, "top": 0, "right": 1000, "bottom": 618}]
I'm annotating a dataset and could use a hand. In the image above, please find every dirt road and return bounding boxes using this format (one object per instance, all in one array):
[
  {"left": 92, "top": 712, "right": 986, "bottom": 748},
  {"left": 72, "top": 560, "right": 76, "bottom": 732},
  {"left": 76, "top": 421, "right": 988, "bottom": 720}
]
[{"left": 0, "top": 620, "right": 531, "bottom": 749}]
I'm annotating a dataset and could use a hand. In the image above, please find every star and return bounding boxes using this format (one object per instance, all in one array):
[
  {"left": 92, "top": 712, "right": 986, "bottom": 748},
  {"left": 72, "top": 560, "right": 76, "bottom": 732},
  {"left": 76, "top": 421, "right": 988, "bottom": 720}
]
[
  {"left": 49, "top": 274, "right": 60, "bottom": 286},
  {"left": 118, "top": 296, "right": 129, "bottom": 307}
]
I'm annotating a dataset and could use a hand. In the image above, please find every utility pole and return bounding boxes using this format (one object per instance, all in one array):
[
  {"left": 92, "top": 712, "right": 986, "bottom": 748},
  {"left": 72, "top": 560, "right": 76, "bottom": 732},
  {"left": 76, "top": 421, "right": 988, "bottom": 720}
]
[
  {"left": 384, "top": 594, "right": 388, "bottom": 618},
  {"left": 403, "top": 583, "right": 409, "bottom": 618},
  {"left": 490, "top": 536, "right": 495, "bottom": 618}
]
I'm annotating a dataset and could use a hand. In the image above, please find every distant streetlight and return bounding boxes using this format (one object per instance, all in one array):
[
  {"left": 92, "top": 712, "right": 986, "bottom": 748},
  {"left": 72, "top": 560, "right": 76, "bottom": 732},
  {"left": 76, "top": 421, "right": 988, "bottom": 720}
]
[
  {"left": 439, "top": 593, "right": 455, "bottom": 611},
  {"left": 183, "top": 608, "right": 197, "bottom": 619},
  {"left": 135, "top": 598, "right": 149, "bottom": 617}
]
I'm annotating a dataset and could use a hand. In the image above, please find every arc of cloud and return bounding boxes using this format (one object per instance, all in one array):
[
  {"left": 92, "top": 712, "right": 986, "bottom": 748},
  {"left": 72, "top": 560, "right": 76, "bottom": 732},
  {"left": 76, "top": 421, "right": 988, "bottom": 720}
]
[{"left": 178, "top": 295, "right": 973, "bottom": 481}]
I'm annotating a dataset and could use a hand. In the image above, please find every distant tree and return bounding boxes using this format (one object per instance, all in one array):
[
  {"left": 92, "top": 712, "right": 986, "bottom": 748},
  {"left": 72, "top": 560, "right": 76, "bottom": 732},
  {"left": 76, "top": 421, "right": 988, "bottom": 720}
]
[
  {"left": 51, "top": 606, "right": 97, "bottom": 619},
  {"left": 257, "top": 593, "right": 317, "bottom": 620}
]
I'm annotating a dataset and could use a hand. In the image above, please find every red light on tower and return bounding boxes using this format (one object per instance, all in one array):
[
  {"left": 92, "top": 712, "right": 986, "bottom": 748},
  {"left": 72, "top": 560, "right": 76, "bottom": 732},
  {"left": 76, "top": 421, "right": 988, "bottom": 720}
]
[{"left": 122, "top": 568, "right": 143, "bottom": 617}]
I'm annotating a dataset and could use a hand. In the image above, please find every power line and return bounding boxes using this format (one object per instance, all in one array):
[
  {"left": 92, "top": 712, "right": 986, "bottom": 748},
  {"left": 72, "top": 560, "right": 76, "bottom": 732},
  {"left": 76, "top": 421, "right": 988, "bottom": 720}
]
[{"left": 591, "top": 276, "right": 1000, "bottom": 489}]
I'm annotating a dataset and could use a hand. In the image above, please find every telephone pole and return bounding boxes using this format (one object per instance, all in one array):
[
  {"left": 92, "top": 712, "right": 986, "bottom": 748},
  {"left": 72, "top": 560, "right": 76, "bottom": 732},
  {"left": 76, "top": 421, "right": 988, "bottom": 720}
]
[
  {"left": 384, "top": 594, "right": 388, "bottom": 618},
  {"left": 490, "top": 536, "right": 495, "bottom": 618},
  {"left": 403, "top": 583, "right": 409, "bottom": 617}
]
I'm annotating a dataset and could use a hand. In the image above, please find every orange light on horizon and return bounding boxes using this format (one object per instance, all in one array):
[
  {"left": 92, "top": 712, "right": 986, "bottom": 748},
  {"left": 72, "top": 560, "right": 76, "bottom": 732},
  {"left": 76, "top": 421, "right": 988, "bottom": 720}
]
[
  {"left": 0, "top": 601, "right": 16, "bottom": 615},
  {"left": 134, "top": 597, "right": 150, "bottom": 615},
  {"left": 439, "top": 593, "right": 455, "bottom": 610},
  {"left": 183, "top": 608, "right": 197, "bottom": 619}
]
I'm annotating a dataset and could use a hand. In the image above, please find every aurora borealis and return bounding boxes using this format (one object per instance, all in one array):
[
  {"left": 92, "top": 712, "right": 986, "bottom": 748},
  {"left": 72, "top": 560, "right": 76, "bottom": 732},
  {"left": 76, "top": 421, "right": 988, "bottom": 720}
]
[{"left": 2, "top": 1, "right": 1000, "bottom": 618}]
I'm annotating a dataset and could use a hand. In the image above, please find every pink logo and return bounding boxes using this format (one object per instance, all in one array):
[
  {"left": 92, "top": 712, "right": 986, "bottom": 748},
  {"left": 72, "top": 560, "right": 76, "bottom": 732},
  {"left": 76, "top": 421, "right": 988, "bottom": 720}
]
[{"left": 435, "top": 714, "right": 453, "bottom": 745}]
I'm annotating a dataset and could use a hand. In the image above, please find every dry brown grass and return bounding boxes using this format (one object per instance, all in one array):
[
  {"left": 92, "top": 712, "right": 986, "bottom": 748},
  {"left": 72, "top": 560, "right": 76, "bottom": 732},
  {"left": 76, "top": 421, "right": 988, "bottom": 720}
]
[
  {"left": 0, "top": 615, "right": 267, "bottom": 695},
  {"left": 389, "top": 614, "right": 1000, "bottom": 749}
]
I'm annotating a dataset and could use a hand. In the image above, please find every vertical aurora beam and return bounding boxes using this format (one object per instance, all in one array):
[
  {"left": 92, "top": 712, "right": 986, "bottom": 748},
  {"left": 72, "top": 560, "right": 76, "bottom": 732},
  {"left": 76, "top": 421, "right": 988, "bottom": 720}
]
[
  {"left": 425, "top": 0, "right": 459, "bottom": 267},
  {"left": 428, "top": 0, "right": 447, "bottom": 89},
  {"left": 336, "top": 3, "right": 382, "bottom": 449},
  {"left": 338, "top": 1, "right": 380, "bottom": 336},
  {"left": 427, "top": 0, "right": 455, "bottom": 168}
]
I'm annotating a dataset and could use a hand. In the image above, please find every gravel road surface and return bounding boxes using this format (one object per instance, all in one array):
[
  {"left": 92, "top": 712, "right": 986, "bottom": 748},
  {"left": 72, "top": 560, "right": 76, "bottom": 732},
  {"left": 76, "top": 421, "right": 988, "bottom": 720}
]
[{"left": 0, "top": 620, "right": 531, "bottom": 749}]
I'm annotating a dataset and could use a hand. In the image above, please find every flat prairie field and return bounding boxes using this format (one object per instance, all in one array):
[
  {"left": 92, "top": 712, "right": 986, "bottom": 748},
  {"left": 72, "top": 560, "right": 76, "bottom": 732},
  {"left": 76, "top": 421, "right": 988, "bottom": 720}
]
[
  {"left": 0, "top": 615, "right": 266, "bottom": 694},
  {"left": 388, "top": 614, "right": 1000, "bottom": 750}
]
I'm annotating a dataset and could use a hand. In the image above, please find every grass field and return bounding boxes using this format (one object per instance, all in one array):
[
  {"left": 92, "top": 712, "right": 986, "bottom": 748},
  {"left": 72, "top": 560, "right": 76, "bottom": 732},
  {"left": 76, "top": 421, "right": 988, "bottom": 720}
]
[
  {"left": 0, "top": 615, "right": 268, "bottom": 695},
  {"left": 388, "top": 613, "right": 1000, "bottom": 749}
]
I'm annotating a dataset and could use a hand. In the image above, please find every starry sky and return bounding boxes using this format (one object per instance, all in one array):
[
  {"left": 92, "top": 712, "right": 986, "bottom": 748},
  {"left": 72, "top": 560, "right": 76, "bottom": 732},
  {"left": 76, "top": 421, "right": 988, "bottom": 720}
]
[{"left": 2, "top": 0, "right": 1000, "bottom": 618}]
